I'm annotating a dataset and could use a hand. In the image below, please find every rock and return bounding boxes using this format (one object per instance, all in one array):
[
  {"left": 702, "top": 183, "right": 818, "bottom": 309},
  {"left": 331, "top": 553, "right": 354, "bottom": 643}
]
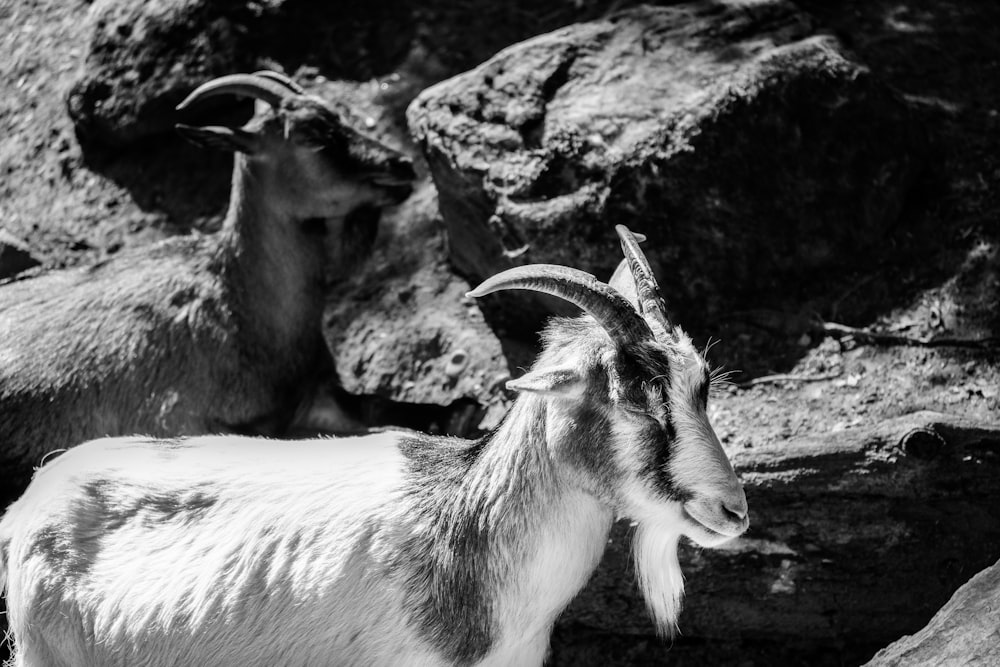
[
  {"left": 324, "top": 181, "right": 516, "bottom": 432},
  {"left": 864, "top": 558, "right": 1000, "bottom": 666},
  {"left": 0, "top": 230, "right": 41, "bottom": 280},
  {"left": 550, "top": 411, "right": 1000, "bottom": 665},
  {"left": 67, "top": 0, "right": 257, "bottom": 147},
  {"left": 408, "top": 0, "right": 926, "bottom": 330},
  {"left": 68, "top": 0, "right": 413, "bottom": 147}
]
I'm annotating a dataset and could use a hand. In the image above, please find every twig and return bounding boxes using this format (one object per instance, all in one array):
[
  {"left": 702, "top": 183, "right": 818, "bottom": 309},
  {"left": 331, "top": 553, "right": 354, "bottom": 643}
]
[
  {"left": 736, "top": 370, "right": 843, "bottom": 388},
  {"left": 821, "top": 322, "right": 998, "bottom": 350}
]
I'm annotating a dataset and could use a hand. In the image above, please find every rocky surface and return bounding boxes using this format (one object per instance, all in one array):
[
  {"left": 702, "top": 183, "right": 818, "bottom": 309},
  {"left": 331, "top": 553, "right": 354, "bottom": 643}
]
[
  {"left": 408, "top": 1, "right": 927, "bottom": 331},
  {"left": 67, "top": 0, "right": 413, "bottom": 147},
  {"left": 323, "top": 181, "right": 521, "bottom": 433},
  {"left": 864, "top": 557, "right": 1000, "bottom": 666}
]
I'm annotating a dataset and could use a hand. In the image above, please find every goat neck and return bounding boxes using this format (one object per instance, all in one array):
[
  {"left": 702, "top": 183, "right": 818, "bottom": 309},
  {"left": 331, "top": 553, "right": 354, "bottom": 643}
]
[
  {"left": 216, "top": 154, "right": 327, "bottom": 350},
  {"left": 394, "top": 390, "right": 613, "bottom": 665}
]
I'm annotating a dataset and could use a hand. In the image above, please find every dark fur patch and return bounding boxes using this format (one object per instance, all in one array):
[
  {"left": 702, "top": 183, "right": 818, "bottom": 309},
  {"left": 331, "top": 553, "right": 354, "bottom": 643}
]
[
  {"left": 397, "top": 432, "right": 487, "bottom": 483},
  {"left": 392, "top": 404, "right": 550, "bottom": 666},
  {"left": 32, "top": 524, "right": 93, "bottom": 579},
  {"left": 394, "top": 432, "right": 496, "bottom": 665},
  {"left": 540, "top": 317, "right": 686, "bottom": 502},
  {"left": 557, "top": 366, "right": 621, "bottom": 503},
  {"left": 618, "top": 341, "right": 686, "bottom": 501},
  {"left": 34, "top": 471, "right": 220, "bottom": 584}
]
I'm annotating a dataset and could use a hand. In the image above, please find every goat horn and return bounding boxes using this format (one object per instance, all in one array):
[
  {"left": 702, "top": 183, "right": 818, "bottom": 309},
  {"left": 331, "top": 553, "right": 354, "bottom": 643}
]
[
  {"left": 176, "top": 73, "right": 293, "bottom": 112},
  {"left": 616, "top": 225, "right": 674, "bottom": 334},
  {"left": 252, "top": 70, "right": 306, "bottom": 94},
  {"left": 467, "top": 264, "right": 653, "bottom": 344}
]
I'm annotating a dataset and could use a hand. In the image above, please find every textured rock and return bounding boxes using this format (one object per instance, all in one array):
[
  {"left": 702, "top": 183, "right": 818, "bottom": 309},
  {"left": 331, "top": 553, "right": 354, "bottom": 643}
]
[
  {"left": 864, "top": 558, "right": 1000, "bottom": 666},
  {"left": 324, "top": 182, "right": 517, "bottom": 432},
  {"left": 0, "top": 230, "right": 40, "bottom": 280},
  {"left": 408, "top": 0, "right": 926, "bottom": 328},
  {"left": 68, "top": 0, "right": 413, "bottom": 147},
  {"left": 551, "top": 411, "right": 1000, "bottom": 665}
]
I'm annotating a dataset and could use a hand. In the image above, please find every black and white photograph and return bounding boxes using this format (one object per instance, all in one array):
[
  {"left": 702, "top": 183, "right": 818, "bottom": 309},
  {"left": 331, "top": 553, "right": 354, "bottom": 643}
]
[{"left": 1, "top": 0, "right": 998, "bottom": 665}]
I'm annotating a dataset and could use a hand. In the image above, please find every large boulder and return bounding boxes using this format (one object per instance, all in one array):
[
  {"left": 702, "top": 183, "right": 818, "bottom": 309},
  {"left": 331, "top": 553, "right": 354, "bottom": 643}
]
[
  {"left": 408, "top": 0, "right": 927, "bottom": 329},
  {"left": 67, "top": 0, "right": 413, "bottom": 147}
]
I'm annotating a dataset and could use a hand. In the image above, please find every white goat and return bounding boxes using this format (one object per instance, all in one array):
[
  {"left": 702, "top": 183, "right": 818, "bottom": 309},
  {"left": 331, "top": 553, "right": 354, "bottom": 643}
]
[
  {"left": 0, "top": 226, "right": 748, "bottom": 667},
  {"left": 0, "top": 72, "right": 414, "bottom": 504}
]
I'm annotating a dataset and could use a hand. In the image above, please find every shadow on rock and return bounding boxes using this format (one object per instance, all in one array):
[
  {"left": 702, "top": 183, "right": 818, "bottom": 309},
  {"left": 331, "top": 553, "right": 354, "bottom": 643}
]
[{"left": 76, "top": 118, "right": 239, "bottom": 233}]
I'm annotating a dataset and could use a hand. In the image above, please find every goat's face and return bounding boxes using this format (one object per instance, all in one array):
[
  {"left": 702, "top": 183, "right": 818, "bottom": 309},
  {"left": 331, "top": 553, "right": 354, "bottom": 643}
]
[
  {"left": 509, "top": 316, "right": 747, "bottom": 633},
  {"left": 468, "top": 226, "right": 748, "bottom": 632},
  {"left": 610, "top": 334, "right": 748, "bottom": 545},
  {"left": 175, "top": 73, "right": 415, "bottom": 223},
  {"left": 247, "top": 99, "right": 415, "bottom": 219},
  {"left": 521, "top": 318, "right": 748, "bottom": 547}
]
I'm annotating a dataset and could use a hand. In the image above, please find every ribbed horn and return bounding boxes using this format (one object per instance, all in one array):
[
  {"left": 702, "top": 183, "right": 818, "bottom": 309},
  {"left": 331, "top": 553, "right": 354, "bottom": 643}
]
[
  {"left": 467, "top": 264, "right": 653, "bottom": 344},
  {"left": 176, "top": 73, "right": 293, "bottom": 112},
  {"left": 252, "top": 70, "right": 306, "bottom": 94},
  {"left": 607, "top": 231, "right": 647, "bottom": 307},
  {"left": 616, "top": 224, "right": 673, "bottom": 333}
]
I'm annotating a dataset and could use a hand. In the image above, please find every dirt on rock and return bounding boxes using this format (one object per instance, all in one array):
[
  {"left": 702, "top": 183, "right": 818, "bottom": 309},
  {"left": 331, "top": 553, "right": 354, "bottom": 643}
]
[{"left": 2, "top": 0, "right": 999, "bottom": 665}]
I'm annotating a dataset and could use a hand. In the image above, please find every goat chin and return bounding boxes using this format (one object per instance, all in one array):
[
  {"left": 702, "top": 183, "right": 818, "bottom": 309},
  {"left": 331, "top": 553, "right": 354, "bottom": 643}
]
[{"left": 633, "top": 519, "right": 684, "bottom": 636}]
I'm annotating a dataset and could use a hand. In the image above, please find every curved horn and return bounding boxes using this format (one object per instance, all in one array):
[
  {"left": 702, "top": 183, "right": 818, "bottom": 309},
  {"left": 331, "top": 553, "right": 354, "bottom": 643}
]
[
  {"left": 467, "top": 264, "right": 653, "bottom": 344},
  {"left": 616, "top": 224, "right": 674, "bottom": 333},
  {"left": 176, "top": 73, "right": 293, "bottom": 112},
  {"left": 252, "top": 70, "right": 306, "bottom": 94}
]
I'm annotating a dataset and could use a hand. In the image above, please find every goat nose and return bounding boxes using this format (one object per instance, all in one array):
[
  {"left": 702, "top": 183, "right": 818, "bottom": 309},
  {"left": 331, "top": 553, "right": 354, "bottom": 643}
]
[
  {"left": 722, "top": 492, "right": 748, "bottom": 522},
  {"left": 723, "top": 503, "right": 747, "bottom": 522}
]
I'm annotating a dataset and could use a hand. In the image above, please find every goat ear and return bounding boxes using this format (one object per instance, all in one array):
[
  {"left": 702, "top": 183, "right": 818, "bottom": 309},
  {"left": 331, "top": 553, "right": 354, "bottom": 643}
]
[
  {"left": 507, "top": 366, "right": 585, "bottom": 397},
  {"left": 175, "top": 124, "right": 261, "bottom": 155},
  {"left": 608, "top": 259, "right": 640, "bottom": 310}
]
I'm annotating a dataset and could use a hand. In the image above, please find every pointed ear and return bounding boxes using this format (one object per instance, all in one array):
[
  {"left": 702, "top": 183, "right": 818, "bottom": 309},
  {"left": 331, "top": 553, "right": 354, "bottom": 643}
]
[
  {"left": 506, "top": 366, "right": 585, "bottom": 397},
  {"left": 253, "top": 99, "right": 272, "bottom": 117},
  {"left": 608, "top": 259, "right": 640, "bottom": 309},
  {"left": 175, "top": 124, "right": 261, "bottom": 155}
]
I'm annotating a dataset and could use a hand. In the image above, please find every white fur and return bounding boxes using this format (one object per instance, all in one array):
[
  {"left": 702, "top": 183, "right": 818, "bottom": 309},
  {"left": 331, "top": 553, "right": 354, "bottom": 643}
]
[
  {"left": 3, "top": 435, "right": 448, "bottom": 667},
  {"left": 481, "top": 489, "right": 613, "bottom": 666},
  {"left": 634, "top": 516, "right": 685, "bottom": 635}
]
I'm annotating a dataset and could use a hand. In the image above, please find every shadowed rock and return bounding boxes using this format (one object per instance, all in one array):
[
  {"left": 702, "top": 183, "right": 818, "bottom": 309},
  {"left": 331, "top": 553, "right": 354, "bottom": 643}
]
[
  {"left": 0, "top": 230, "right": 40, "bottom": 280},
  {"left": 67, "top": 0, "right": 413, "bottom": 148},
  {"left": 408, "top": 0, "right": 927, "bottom": 330},
  {"left": 323, "top": 183, "right": 515, "bottom": 433}
]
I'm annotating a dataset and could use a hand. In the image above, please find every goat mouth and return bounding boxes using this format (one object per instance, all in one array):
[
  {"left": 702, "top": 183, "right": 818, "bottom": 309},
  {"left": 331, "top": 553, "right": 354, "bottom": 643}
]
[
  {"left": 682, "top": 508, "right": 722, "bottom": 536},
  {"left": 681, "top": 505, "right": 745, "bottom": 541}
]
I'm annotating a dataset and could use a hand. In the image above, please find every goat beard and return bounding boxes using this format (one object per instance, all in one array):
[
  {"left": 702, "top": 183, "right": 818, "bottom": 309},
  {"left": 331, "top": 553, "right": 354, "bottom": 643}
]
[{"left": 633, "top": 521, "right": 684, "bottom": 636}]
